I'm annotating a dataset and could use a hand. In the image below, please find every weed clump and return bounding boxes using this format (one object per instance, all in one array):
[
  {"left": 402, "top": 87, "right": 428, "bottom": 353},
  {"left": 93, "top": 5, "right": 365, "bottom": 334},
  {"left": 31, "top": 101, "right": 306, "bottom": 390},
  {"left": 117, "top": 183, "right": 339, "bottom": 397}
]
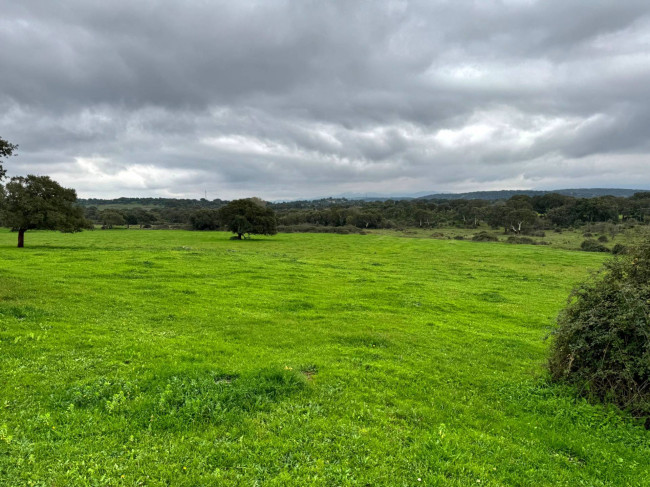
[{"left": 548, "top": 242, "right": 650, "bottom": 418}]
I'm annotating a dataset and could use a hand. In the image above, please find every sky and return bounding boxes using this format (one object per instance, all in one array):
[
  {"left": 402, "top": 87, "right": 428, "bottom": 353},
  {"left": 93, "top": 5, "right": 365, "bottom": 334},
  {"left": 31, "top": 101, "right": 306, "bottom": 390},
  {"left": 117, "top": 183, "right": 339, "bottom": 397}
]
[{"left": 1, "top": 0, "right": 650, "bottom": 200}]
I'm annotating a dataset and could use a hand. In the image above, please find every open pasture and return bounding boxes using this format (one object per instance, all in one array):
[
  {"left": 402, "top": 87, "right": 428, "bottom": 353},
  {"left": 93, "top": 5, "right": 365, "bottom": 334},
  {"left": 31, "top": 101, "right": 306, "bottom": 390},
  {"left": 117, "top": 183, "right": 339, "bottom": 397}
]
[{"left": 0, "top": 230, "right": 648, "bottom": 486}]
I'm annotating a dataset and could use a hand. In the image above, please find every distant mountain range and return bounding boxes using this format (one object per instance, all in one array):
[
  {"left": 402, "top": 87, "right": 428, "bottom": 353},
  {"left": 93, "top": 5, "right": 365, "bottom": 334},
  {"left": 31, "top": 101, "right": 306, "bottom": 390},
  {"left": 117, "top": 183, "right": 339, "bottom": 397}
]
[
  {"left": 333, "top": 188, "right": 650, "bottom": 201},
  {"left": 80, "top": 188, "right": 650, "bottom": 207},
  {"left": 415, "top": 188, "right": 648, "bottom": 200}
]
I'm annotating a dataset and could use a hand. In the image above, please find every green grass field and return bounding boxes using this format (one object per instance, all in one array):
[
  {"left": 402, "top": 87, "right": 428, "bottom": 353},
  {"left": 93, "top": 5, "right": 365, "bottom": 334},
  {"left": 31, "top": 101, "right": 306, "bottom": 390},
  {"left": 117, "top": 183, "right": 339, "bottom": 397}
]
[{"left": 1, "top": 229, "right": 649, "bottom": 486}]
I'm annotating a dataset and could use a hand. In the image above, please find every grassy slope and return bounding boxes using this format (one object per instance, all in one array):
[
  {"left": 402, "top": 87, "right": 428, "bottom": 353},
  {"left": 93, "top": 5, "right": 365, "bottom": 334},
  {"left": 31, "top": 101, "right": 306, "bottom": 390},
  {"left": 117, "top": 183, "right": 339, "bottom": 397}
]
[{"left": 0, "top": 229, "right": 648, "bottom": 486}]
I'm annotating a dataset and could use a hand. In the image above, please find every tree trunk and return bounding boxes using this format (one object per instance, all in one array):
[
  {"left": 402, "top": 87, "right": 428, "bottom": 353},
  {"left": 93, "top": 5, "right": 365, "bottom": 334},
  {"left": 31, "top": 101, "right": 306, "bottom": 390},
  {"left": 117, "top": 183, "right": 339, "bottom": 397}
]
[
  {"left": 17, "top": 229, "right": 25, "bottom": 248},
  {"left": 237, "top": 233, "right": 243, "bottom": 240}
]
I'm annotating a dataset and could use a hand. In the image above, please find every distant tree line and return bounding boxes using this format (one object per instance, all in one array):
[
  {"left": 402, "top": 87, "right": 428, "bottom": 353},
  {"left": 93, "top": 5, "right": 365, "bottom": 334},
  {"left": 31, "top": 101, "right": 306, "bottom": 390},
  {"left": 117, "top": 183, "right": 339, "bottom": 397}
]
[
  {"left": 80, "top": 197, "right": 225, "bottom": 209},
  {"left": 79, "top": 192, "right": 650, "bottom": 234},
  {"left": 5, "top": 132, "right": 645, "bottom": 244}
]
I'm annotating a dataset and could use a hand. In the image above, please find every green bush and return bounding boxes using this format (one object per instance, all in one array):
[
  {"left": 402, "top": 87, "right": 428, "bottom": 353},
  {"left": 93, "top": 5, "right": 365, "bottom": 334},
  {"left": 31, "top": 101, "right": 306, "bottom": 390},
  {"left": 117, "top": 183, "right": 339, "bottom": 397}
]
[
  {"left": 277, "top": 224, "right": 363, "bottom": 234},
  {"left": 580, "top": 239, "right": 610, "bottom": 252},
  {"left": 472, "top": 231, "right": 498, "bottom": 242},
  {"left": 506, "top": 236, "right": 534, "bottom": 245},
  {"left": 548, "top": 242, "right": 650, "bottom": 418},
  {"left": 612, "top": 243, "right": 628, "bottom": 255}
]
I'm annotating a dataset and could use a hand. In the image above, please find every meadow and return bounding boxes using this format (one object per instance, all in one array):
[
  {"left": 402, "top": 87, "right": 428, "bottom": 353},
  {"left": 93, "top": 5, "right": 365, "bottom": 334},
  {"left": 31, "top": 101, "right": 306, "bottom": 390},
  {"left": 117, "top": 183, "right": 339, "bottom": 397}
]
[{"left": 1, "top": 229, "right": 649, "bottom": 486}]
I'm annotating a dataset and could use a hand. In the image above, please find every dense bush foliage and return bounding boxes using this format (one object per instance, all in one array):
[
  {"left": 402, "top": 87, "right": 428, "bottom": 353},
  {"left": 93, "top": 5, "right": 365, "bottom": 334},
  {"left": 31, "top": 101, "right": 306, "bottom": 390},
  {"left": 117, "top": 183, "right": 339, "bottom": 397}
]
[
  {"left": 580, "top": 239, "right": 610, "bottom": 252},
  {"left": 189, "top": 209, "right": 220, "bottom": 230},
  {"left": 472, "top": 231, "right": 498, "bottom": 242},
  {"left": 548, "top": 242, "right": 650, "bottom": 418},
  {"left": 506, "top": 236, "right": 534, "bottom": 244}
]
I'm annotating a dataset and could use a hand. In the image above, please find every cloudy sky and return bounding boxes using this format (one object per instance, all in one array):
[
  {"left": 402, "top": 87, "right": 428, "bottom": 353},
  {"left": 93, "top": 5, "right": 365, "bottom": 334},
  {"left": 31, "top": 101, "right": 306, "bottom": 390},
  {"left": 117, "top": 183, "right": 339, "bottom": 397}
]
[{"left": 1, "top": 0, "right": 650, "bottom": 200}]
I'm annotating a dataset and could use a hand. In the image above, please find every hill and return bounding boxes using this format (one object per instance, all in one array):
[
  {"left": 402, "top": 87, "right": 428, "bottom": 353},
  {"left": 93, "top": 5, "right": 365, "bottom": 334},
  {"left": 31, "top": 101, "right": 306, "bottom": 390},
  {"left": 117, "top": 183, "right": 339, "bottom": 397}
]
[{"left": 417, "top": 188, "right": 646, "bottom": 200}]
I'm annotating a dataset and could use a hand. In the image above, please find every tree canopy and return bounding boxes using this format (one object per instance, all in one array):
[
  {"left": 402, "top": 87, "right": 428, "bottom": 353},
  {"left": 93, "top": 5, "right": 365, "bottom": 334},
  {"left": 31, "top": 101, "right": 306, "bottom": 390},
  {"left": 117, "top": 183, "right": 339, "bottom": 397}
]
[
  {"left": 190, "top": 208, "right": 220, "bottom": 230},
  {"left": 0, "top": 175, "right": 90, "bottom": 247},
  {"left": 0, "top": 136, "right": 18, "bottom": 181},
  {"left": 99, "top": 209, "right": 126, "bottom": 229},
  {"left": 218, "top": 198, "right": 277, "bottom": 239}
]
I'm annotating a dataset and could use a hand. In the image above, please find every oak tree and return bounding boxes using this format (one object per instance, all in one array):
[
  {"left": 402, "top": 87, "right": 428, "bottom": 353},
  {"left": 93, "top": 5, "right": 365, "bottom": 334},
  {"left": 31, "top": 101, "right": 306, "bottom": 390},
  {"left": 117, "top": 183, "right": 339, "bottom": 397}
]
[
  {"left": 0, "top": 175, "right": 90, "bottom": 247},
  {"left": 0, "top": 136, "right": 18, "bottom": 181},
  {"left": 218, "top": 198, "right": 277, "bottom": 239}
]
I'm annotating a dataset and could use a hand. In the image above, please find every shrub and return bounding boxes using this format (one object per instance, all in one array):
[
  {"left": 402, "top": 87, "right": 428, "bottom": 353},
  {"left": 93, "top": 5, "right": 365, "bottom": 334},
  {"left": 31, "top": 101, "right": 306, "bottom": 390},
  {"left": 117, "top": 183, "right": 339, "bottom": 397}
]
[
  {"left": 548, "top": 242, "right": 650, "bottom": 418},
  {"left": 506, "top": 236, "right": 534, "bottom": 245},
  {"left": 277, "top": 224, "right": 363, "bottom": 235},
  {"left": 472, "top": 231, "right": 498, "bottom": 242},
  {"left": 580, "top": 239, "right": 610, "bottom": 252},
  {"left": 612, "top": 243, "right": 628, "bottom": 255},
  {"left": 598, "top": 235, "right": 609, "bottom": 243}
]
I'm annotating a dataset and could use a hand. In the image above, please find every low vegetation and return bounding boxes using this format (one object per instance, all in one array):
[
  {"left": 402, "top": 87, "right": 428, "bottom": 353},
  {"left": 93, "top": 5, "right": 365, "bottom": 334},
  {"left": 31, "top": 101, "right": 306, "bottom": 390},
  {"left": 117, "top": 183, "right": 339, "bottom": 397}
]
[{"left": 549, "top": 241, "right": 650, "bottom": 419}]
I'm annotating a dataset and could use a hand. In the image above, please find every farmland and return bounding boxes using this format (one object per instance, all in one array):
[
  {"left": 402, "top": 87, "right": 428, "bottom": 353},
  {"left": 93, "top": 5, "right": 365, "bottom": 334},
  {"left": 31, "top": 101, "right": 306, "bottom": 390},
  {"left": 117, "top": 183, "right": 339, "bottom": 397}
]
[{"left": 1, "top": 229, "right": 649, "bottom": 486}]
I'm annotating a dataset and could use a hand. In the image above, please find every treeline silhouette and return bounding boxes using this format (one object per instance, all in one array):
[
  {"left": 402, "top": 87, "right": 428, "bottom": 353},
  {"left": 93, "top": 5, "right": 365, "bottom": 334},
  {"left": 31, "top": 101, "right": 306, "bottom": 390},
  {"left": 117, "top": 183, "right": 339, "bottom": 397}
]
[{"left": 79, "top": 192, "right": 650, "bottom": 233}]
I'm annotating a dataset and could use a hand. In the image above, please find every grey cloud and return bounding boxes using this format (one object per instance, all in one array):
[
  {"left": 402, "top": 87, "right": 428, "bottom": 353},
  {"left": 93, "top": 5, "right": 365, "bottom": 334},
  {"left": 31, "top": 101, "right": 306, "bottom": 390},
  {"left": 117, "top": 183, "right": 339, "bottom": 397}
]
[{"left": 1, "top": 0, "right": 650, "bottom": 199}]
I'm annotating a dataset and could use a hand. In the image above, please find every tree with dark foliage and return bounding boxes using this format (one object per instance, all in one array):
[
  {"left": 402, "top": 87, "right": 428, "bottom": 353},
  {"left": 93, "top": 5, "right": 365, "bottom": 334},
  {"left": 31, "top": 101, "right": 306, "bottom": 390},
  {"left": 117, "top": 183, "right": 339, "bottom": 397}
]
[
  {"left": 0, "top": 136, "right": 18, "bottom": 181},
  {"left": 190, "top": 209, "right": 221, "bottom": 230},
  {"left": 99, "top": 209, "right": 126, "bottom": 229},
  {"left": 218, "top": 198, "right": 277, "bottom": 239},
  {"left": 0, "top": 175, "right": 90, "bottom": 247}
]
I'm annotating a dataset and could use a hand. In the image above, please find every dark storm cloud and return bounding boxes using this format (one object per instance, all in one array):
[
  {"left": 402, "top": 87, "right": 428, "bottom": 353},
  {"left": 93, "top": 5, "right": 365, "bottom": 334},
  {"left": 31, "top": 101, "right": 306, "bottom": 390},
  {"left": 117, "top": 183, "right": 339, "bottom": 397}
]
[{"left": 1, "top": 0, "right": 650, "bottom": 199}]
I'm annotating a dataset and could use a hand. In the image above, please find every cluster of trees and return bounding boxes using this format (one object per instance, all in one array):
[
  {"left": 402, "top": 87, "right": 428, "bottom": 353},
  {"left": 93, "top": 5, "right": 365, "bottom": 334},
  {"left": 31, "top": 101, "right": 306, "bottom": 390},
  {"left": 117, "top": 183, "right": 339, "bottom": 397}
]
[
  {"left": 83, "top": 199, "right": 277, "bottom": 238},
  {"left": 271, "top": 193, "right": 650, "bottom": 233},
  {"left": 78, "top": 191, "right": 650, "bottom": 234},
  {"left": 82, "top": 197, "right": 225, "bottom": 208}
]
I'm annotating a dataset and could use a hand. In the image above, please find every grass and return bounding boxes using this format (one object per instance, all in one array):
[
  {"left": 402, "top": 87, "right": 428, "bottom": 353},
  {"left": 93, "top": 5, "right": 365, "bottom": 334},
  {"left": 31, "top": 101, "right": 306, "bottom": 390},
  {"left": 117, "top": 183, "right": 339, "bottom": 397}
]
[
  {"left": 0, "top": 229, "right": 649, "bottom": 486},
  {"left": 373, "top": 224, "right": 646, "bottom": 251}
]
